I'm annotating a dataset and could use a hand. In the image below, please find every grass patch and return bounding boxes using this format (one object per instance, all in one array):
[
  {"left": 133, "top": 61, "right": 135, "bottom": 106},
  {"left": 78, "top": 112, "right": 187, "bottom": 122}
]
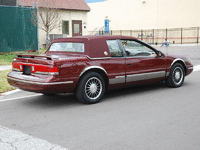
[
  {"left": 40, "top": 47, "right": 47, "bottom": 54},
  {"left": 0, "top": 53, "right": 17, "bottom": 65},
  {"left": 0, "top": 69, "right": 15, "bottom": 94},
  {"left": 0, "top": 48, "right": 47, "bottom": 66}
]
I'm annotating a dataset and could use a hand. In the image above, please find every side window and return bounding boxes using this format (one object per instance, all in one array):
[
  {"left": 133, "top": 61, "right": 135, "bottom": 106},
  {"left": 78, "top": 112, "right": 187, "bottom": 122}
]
[
  {"left": 121, "top": 40, "right": 156, "bottom": 57},
  {"left": 106, "top": 40, "right": 123, "bottom": 57}
]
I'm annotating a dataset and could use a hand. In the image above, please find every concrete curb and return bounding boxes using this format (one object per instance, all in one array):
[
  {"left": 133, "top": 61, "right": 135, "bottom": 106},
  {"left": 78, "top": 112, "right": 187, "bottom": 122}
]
[
  {"left": 0, "top": 125, "right": 69, "bottom": 150},
  {"left": 1, "top": 89, "right": 21, "bottom": 96}
]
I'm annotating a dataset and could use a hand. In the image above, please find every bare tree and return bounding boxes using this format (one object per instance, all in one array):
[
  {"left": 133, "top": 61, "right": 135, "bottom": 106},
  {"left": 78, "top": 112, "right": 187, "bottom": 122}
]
[{"left": 30, "top": 0, "right": 61, "bottom": 46}]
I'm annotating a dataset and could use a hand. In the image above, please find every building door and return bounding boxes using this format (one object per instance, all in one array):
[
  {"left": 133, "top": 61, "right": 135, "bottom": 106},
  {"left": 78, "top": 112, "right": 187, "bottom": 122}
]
[{"left": 72, "top": 20, "right": 82, "bottom": 37}]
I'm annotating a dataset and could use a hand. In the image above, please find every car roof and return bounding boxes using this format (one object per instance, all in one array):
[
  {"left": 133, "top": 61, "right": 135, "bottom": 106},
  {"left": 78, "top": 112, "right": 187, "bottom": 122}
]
[
  {"left": 50, "top": 35, "right": 138, "bottom": 58},
  {"left": 52, "top": 35, "right": 137, "bottom": 42}
]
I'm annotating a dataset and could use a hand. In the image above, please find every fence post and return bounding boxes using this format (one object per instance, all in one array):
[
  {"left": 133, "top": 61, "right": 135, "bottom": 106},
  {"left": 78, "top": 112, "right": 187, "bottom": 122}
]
[
  {"left": 153, "top": 29, "right": 154, "bottom": 45},
  {"left": 181, "top": 28, "right": 183, "bottom": 44},
  {"left": 141, "top": 30, "right": 143, "bottom": 40},
  {"left": 197, "top": 27, "right": 199, "bottom": 44}
]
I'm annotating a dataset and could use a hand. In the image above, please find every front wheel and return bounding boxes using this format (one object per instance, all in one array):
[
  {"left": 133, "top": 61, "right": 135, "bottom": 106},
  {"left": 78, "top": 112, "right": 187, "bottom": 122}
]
[
  {"left": 166, "top": 63, "right": 185, "bottom": 87},
  {"left": 75, "top": 72, "right": 105, "bottom": 104}
]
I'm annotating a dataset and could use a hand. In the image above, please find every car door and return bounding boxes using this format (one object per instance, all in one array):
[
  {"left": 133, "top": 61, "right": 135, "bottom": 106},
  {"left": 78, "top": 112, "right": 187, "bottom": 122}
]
[
  {"left": 102, "top": 40, "right": 126, "bottom": 87},
  {"left": 119, "top": 39, "right": 166, "bottom": 85}
]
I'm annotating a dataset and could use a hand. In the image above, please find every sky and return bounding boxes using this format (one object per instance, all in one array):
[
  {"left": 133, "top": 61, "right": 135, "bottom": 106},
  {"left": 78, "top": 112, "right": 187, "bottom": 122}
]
[{"left": 84, "top": 0, "right": 105, "bottom": 3}]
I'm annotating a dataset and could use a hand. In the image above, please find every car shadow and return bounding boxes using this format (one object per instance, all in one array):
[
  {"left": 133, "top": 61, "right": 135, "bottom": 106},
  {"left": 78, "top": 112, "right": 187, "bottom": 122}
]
[
  {"left": 23, "top": 82, "right": 170, "bottom": 108},
  {"left": 103, "top": 82, "right": 168, "bottom": 100},
  {"left": 23, "top": 93, "right": 81, "bottom": 108}
]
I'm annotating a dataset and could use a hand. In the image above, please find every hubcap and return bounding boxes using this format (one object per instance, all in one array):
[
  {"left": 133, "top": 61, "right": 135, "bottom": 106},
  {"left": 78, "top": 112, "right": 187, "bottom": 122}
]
[
  {"left": 172, "top": 67, "right": 183, "bottom": 85},
  {"left": 90, "top": 84, "right": 97, "bottom": 93},
  {"left": 175, "top": 71, "right": 181, "bottom": 80},
  {"left": 85, "top": 77, "right": 102, "bottom": 100}
]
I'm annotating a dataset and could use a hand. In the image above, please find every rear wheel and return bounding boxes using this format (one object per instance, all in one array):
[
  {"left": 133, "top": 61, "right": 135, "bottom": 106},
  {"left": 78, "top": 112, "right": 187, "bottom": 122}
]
[
  {"left": 166, "top": 63, "right": 185, "bottom": 87},
  {"left": 76, "top": 72, "right": 105, "bottom": 104}
]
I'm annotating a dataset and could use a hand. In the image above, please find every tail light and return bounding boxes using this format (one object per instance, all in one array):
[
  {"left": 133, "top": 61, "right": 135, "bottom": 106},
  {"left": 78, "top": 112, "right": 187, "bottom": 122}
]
[{"left": 12, "top": 62, "right": 59, "bottom": 75}]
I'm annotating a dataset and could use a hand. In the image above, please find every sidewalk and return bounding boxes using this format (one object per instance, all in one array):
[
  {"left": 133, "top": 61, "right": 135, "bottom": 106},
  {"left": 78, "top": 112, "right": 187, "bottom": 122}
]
[
  {"left": 153, "top": 43, "right": 200, "bottom": 47},
  {"left": 0, "top": 65, "right": 12, "bottom": 71},
  {"left": 0, "top": 125, "right": 68, "bottom": 150}
]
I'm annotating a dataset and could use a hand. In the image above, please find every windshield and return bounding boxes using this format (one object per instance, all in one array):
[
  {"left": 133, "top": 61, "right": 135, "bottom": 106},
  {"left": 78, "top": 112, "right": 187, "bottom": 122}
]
[{"left": 49, "top": 42, "right": 84, "bottom": 52}]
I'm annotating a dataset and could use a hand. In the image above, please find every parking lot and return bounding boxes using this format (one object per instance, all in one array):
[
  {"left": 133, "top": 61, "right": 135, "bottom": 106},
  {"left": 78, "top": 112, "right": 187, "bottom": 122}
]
[{"left": 0, "top": 45, "right": 200, "bottom": 150}]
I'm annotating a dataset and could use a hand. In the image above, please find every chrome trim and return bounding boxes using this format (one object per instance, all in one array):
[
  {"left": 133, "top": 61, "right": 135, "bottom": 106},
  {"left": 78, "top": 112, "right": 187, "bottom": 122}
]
[
  {"left": 109, "top": 76, "right": 125, "bottom": 84},
  {"left": 7, "top": 77, "right": 73, "bottom": 85},
  {"left": 79, "top": 66, "right": 107, "bottom": 77},
  {"left": 86, "top": 56, "right": 111, "bottom": 60},
  {"left": 34, "top": 72, "right": 59, "bottom": 75},
  {"left": 116, "top": 76, "right": 125, "bottom": 78},
  {"left": 188, "top": 67, "right": 193, "bottom": 70},
  {"left": 166, "top": 72, "right": 170, "bottom": 77},
  {"left": 126, "top": 71, "right": 165, "bottom": 82},
  {"left": 170, "top": 58, "right": 186, "bottom": 68}
]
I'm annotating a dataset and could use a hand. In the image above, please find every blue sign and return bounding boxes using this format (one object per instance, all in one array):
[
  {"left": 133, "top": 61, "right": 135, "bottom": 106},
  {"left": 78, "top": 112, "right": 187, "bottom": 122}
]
[{"left": 104, "top": 19, "right": 109, "bottom": 34}]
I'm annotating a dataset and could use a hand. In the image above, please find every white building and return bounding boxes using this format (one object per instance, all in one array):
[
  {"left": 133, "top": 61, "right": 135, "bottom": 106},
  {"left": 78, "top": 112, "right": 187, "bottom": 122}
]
[
  {"left": 87, "top": 0, "right": 200, "bottom": 31},
  {"left": 19, "top": 0, "right": 90, "bottom": 48}
]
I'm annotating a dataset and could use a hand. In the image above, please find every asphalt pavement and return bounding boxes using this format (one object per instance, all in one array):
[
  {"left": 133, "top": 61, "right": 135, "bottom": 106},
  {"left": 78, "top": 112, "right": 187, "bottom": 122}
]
[{"left": 0, "top": 45, "right": 200, "bottom": 150}]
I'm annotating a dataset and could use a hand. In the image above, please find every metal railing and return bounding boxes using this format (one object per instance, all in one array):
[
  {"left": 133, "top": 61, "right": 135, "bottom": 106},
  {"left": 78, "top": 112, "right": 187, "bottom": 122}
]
[{"left": 88, "top": 26, "right": 200, "bottom": 45}]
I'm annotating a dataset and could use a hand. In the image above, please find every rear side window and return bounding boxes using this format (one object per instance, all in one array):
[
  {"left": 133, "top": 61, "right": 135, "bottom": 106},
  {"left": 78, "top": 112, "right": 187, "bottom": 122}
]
[
  {"left": 49, "top": 42, "right": 84, "bottom": 52},
  {"left": 106, "top": 40, "right": 123, "bottom": 57}
]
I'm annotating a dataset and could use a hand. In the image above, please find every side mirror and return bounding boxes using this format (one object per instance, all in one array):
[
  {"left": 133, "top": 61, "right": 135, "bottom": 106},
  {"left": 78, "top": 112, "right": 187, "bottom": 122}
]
[{"left": 157, "top": 51, "right": 164, "bottom": 57}]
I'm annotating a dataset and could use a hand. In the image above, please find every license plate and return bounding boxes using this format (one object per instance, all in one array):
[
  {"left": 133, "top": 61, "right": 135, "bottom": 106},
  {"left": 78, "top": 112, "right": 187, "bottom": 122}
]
[{"left": 23, "top": 65, "right": 31, "bottom": 75}]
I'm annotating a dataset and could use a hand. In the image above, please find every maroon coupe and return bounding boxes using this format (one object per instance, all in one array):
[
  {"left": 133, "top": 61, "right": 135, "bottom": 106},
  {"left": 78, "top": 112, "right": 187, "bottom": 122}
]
[{"left": 7, "top": 35, "right": 193, "bottom": 104}]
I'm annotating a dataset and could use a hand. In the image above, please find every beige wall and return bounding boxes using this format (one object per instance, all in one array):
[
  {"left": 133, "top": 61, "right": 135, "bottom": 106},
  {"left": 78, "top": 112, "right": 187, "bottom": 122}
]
[
  {"left": 87, "top": 0, "right": 200, "bottom": 31},
  {"left": 38, "top": 10, "right": 88, "bottom": 48}
]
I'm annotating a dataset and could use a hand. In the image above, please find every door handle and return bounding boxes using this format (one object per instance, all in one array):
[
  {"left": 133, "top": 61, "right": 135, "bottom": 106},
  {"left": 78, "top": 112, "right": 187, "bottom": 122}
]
[{"left": 126, "top": 63, "right": 132, "bottom": 66}]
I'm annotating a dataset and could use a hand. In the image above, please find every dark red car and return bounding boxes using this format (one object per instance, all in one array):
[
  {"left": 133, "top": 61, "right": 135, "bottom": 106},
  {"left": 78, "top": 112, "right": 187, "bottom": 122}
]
[{"left": 7, "top": 35, "right": 193, "bottom": 104}]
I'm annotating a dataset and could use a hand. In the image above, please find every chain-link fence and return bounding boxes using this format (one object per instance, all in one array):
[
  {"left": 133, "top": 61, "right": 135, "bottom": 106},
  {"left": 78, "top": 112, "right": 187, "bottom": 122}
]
[{"left": 88, "top": 27, "right": 200, "bottom": 45}]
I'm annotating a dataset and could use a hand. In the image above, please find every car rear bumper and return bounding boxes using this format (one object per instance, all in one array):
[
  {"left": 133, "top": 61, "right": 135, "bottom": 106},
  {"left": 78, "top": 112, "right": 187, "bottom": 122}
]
[{"left": 7, "top": 71, "right": 77, "bottom": 94}]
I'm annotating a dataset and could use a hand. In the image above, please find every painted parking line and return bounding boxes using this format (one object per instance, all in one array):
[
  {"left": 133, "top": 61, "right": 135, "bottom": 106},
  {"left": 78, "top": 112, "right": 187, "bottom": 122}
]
[
  {"left": 0, "top": 94, "right": 43, "bottom": 102},
  {"left": 194, "top": 65, "right": 200, "bottom": 72},
  {"left": 0, "top": 125, "right": 68, "bottom": 150}
]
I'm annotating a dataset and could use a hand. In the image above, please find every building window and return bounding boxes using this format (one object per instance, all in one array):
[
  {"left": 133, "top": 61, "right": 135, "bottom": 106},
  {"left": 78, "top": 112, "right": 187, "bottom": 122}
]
[{"left": 62, "top": 21, "right": 69, "bottom": 34}]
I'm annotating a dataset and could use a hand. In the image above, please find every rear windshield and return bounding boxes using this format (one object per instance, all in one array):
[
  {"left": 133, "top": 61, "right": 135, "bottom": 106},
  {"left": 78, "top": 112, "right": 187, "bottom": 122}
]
[{"left": 49, "top": 42, "right": 84, "bottom": 52}]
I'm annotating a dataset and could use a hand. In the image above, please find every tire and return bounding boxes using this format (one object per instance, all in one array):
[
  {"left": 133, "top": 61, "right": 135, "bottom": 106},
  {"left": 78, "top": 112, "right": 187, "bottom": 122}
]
[
  {"left": 75, "top": 72, "right": 105, "bottom": 104},
  {"left": 166, "top": 63, "right": 185, "bottom": 87}
]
